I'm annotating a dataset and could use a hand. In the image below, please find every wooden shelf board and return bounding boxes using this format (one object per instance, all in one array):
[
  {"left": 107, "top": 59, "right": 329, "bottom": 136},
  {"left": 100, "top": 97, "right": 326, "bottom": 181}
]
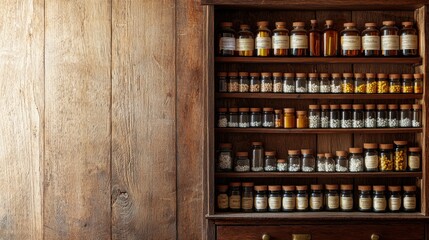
[
  {"left": 215, "top": 57, "right": 422, "bottom": 65},
  {"left": 215, "top": 172, "right": 422, "bottom": 178},
  {"left": 216, "top": 93, "right": 423, "bottom": 100},
  {"left": 215, "top": 128, "right": 423, "bottom": 134}
]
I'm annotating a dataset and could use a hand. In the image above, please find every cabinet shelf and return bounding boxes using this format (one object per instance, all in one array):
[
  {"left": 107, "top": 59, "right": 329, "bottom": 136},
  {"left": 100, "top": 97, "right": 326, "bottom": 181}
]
[
  {"left": 215, "top": 172, "right": 422, "bottom": 179},
  {"left": 216, "top": 93, "right": 423, "bottom": 100},
  {"left": 215, "top": 57, "right": 422, "bottom": 65},
  {"left": 215, "top": 127, "right": 422, "bottom": 134}
]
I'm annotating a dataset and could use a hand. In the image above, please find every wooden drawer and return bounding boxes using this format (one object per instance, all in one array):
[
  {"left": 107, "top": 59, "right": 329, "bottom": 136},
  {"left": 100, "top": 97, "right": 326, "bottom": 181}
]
[{"left": 217, "top": 224, "right": 424, "bottom": 240}]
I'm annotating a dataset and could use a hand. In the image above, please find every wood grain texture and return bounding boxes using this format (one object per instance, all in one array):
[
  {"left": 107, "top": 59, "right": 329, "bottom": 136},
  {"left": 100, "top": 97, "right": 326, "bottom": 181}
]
[
  {"left": 0, "top": 0, "right": 44, "bottom": 239},
  {"left": 111, "top": 0, "right": 176, "bottom": 239},
  {"left": 44, "top": 0, "right": 111, "bottom": 238}
]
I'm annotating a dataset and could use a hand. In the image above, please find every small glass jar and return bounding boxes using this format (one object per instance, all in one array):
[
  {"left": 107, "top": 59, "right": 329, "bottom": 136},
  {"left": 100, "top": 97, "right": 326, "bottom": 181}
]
[
  {"left": 236, "top": 24, "right": 254, "bottom": 57},
  {"left": 326, "top": 184, "right": 339, "bottom": 211},
  {"left": 229, "top": 182, "right": 241, "bottom": 212},
  {"left": 310, "top": 184, "right": 324, "bottom": 211},
  {"left": 352, "top": 104, "right": 364, "bottom": 128},
  {"left": 227, "top": 72, "right": 239, "bottom": 92},
  {"left": 365, "top": 104, "right": 376, "bottom": 128},
  {"left": 336, "top": 150, "right": 349, "bottom": 172},
  {"left": 403, "top": 185, "right": 417, "bottom": 212},
  {"left": 272, "top": 22, "right": 289, "bottom": 56},
  {"left": 412, "top": 104, "right": 422, "bottom": 127},
  {"left": 218, "top": 22, "right": 235, "bottom": 56},
  {"left": 342, "top": 73, "right": 354, "bottom": 93},
  {"left": 228, "top": 107, "right": 239, "bottom": 127},
  {"left": 340, "top": 22, "right": 361, "bottom": 57},
  {"left": 340, "top": 184, "right": 354, "bottom": 212},
  {"left": 282, "top": 185, "right": 296, "bottom": 212},
  {"left": 284, "top": 108, "right": 296, "bottom": 129},
  {"left": 274, "top": 109, "right": 283, "bottom": 128},
  {"left": 364, "top": 143, "right": 379, "bottom": 172},
  {"left": 283, "top": 73, "right": 295, "bottom": 93},
  {"left": 254, "top": 185, "right": 268, "bottom": 212},
  {"left": 354, "top": 73, "right": 366, "bottom": 93},
  {"left": 377, "top": 73, "right": 389, "bottom": 94},
  {"left": 234, "top": 152, "right": 250, "bottom": 172},
  {"left": 277, "top": 159, "right": 288, "bottom": 172},
  {"left": 380, "top": 21, "right": 399, "bottom": 57},
  {"left": 249, "top": 72, "right": 261, "bottom": 92},
  {"left": 341, "top": 104, "right": 352, "bottom": 128},
  {"left": 255, "top": 21, "right": 272, "bottom": 57},
  {"left": 251, "top": 141, "right": 264, "bottom": 172},
  {"left": 330, "top": 104, "right": 341, "bottom": 128},
  {"left": 309, "top": 105, "right": 320, "bottom": 129},
  {"left": 217, "top": 72, "right": 228, "bottom": 92},
  {"left": 325, "top": 153, "right": 336, "bottom": 172},
  {"left": 320, "top": 73, "right": 331, "bottom": 93},
  {"left": 373, "top": 185, "right": 386, "bottom": 213},
  {"left": 414, "top": 73, "right": 423, "bottom": 93},
  {"left": 321, "top": 104, "right": 330, "bottom": 128},
  {"left": 261, "top": 72, "right": 273, "bottom": 93},
  {"left": 217, "top": 107, "right": 228, "bottom": 128},
  {"left": 238, "top": 72, "right": 249, "bottom": 93},
  {"left": 296, "top": 185, "right": 309, "bottom": 211},
  {"left": 268, "top": 185, "right": 282, "bottom": 212},
  {"left": 273, "top": 72, "right": 283, "bottom": 93},
  {"left": 290, "top": 22, "right": 308, "bottom": 56},
  {"left": 402, "top": 74, "right": 414, "bottom": 93},
  {"left": 362, "top": 22, "right": 381, "bottom": 57},
  {"left": 366, "top": 73, "right": 378, "bottom": 94},
  {"left": 399, "top": 104, "right": 412, "bottom": 127},
  {"left": 262, "top": 107, "right": 275, "bottom": 128},
  {"left": 295, "top": 73, "right": 308, "bottom": 93},
  {"left": 389, "top": 74, "right": 401, "bottom": 93},
  {"left": 288, "top": 150, "right": 301, "bottom": 172},
  {"left": 217, "top": 143, "right": 233, "bottom": 172},
  {"left": 394, "top": 140, "right": 408, "bottom": 171},
  {"left": 323, "top": 20, "right": 339, "bottom": 56},
  {"left": 301, "top": 149, "right": 315, "bottom": 172},
  {"left": 331, "top": 73, "right": 342, "bottom": 93},
  {"left": 296, "top": 110, "right": 308, "bottom": 129},
  {"left": 238, "top": 107, "right": 250, "bottom": 128},
  {"left": 388, "top": 186, "right": 401, "bottom": 212},
  {"left": 400, "top": 22, "right": 418, "bottom": 56},
  {"left": 379, "top": 143, "right": 393, "bottom": 172},
  {"left": 349, "top": 147, "right": 364, "bottom": 172},
  {"left": 388, "top": 104, "right": 399, "bottom": 128},
  {"left": 308, "top": 73, "right": 320, "bottom": 93},
  {"left": 250, "top": 107, "right": 262, "bottom": 128},
  {"left": 216, "top": 185, "right": 229, "bottom": 211},
  {"left": 376, "top": 104, "right": 388, "bottom": 128},
  {"left": 316, "top": 153, "right": 326, "bottom": 172},
  {"left": 264, "top": 151, "right": 277, "bottom": 172},
  {"left": 241, "top": 182, "right": 254, "bottom": 212},
  {"left": 358, "top": 185, "right": 372, "bottom": 212},
  {"left": 408, "top": 147, "right": 421, "bottom": 171}
]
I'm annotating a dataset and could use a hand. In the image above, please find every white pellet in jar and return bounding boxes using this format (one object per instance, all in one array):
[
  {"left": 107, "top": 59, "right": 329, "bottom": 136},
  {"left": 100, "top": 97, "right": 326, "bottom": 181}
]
[
  {"left": 289, "top": 163, "right": 300, "bottom": 172},
  {"left": 277, "top": 162, "right": 288, "bottom": 171},
  {"left": 218, "top": 118, "right": 228, "bottom": 128},
  {"left": 400, "top": 118, "right": 412, "bottom": 127},
  {"left": 283, "top": 84, "right": 295, "bottom": 93},
  {"left": 308, "top": 83, "right": 320, "bottom": 93},
  {"left": 365, "top": 117, "right": 376, "bottom": 128},
  {"left": 326, "top": 163, "right": 335, "bottom": 172},
  {"left": 321, "top": 116, "right": 330, "bottom": 128},
  {"left": 330, "top": 119, "right": 340, "bottom": 128},
  {"left": 235, "top": 165, "right": 250, "bottom": 172},
  {"left": 296, "top": 86, "right": 307, "bottom": 93},
  {"left": 263, "top": 121, "right": 274, "bottom": 127},
  {"left": 352, "top": 120, "right": 364, "bottom": 128},
  {"left": 336, "top": 164, "right": 348, "bottom": 172},
  {"left": 250, "top": 121, "right": 262, "bottom": 127},
  {"left": 320, "top": 85, "right": 330, "bottom": 93},
  {"left": 412, "top": 120, "right": 421, "bottom": 127},
  {"left": 341, "top": 119, "right": 352, "bottom": 128},
  {"left": 302, "top": 166, "right": 315, "bottom": 172},
  {"left": 349, "top": 158, "right": 363, "bottom": 172},
  {"left": 331, "top": 85, "right": 342, "bottom": 93},
  {"left": 389, "top": 119, "right": 398, "bottom": 128},
  {"left": 309, "top": 115, "right": 320, "bottom": 128},
  {"left": 377, "top": 118, "right": 388, "bottom": 127}
]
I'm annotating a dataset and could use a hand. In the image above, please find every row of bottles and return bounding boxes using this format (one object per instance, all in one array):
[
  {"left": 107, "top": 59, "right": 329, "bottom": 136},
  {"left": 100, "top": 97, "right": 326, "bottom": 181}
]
[{"left": 218, "top": 20, "right": 418, "bottom": 57}]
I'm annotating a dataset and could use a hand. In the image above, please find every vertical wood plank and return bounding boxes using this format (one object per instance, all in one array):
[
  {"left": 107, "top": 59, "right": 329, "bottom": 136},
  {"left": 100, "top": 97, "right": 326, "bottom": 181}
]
[
  {"left": 44, "top": 0, "right": 111, "bottom": 238},
  {"left": 111, "top": 0, "right": 177, "bottom": 239},
  {"left": 0, "top": 0, "right": 44, "bottom": 239}
]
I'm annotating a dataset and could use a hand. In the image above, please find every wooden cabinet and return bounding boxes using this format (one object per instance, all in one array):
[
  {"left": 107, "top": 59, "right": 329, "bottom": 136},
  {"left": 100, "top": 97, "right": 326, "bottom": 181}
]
[{"left": 202, "top": 1, "right": 429, "bottom": 239}]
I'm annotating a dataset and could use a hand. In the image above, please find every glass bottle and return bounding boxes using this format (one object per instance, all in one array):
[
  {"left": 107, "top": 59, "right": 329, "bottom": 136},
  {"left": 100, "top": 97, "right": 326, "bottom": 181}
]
[
  {"left": 316, "top": 153, "right": 326, "bottom": 172},
  {"left": 389, "top": 73, "right": 401, "bottom": 93},
  {"left": 262, "top": 107, "right": 275, "bottom": 127},
  {"left": 236, "top": 24, "right": 254, "bottom": 56},
  {"left": 341, "top": 104, "right": 352, "bottom": 128},
  {"left": 376, "top": 104, "right": 388, "bottom": 128},
  {"left": 403, "top": 185, "right": 417, "bottom": 212},
  {"left": 296, "top": 111, "right": 308, "bottom": 128},
  {"left": 331, "top": 73, "right": 342, "bottom": 93},
  {"left": 364, "top": 143, "right": 379, "bottom": 172},
  {"left": 388, "top": 104, "right": 399, "bottom": 128},
  {"left": 228, "top": 107, "right": 239, "bottom": 127},
  {"left": 288, "top": 150, "right": 301, "bottom": 172},
  {"left": 340, "top": 184, "right": 354, "bottom": 212},
  {"left": 308, "top": 104, "right": 320, "bottom": 128},
  {"left": 217, "top": 143, "right": 233, "bottom": 172},
  {"left": 335, "top": 150, "right": 349, "bottom": 172},
  {"left": 320, "top": 73, "right": 331, "bottom": 93},
  {"left": 268, "top": 185, "right": 282, "bottom": 212},
  {"left": 250, "top": 107, "right": 262, "bottom": 128},
  {"left": 366, "top": 73, "right": 377, "bottom": 94},
  {"left": 284, "top": 108, "right": 296, "bottom": 129},
  {"left": 295, "top": 73, "right": 308, "bottom": 93},
  {"left": 216, "top": 185, "right": 229, "bottom": 212},
  {"left": 309, "top": 19, "right": 321, "bottom": 56},
  {"left": 402, "top": 74, "right": 414, "bottom": 93},
  {"left": 408, "top": 147, "right": 421, "bottom": 171},
  {"left": 354, "top": 73, "right": 366, "bottom": 93},
  {"left": 377, "top": 73, "right": 389, "bottom": 93},
  {"left": 412, "top": 104, "right": 422, "bottom": 127},
  {"left": 282, "top": 185, "right": 296, "bottom": 212},
  {"left": 296, "top": 185, "right": 309, "bottom": 212},
  {"left": 217, "top": 22, "right": 236, "bottom": 56},
  {"left": 326, "top": 184, "right": 339, "bottom": 211},
  {"left": 277, "top": 159, "right": 288, "bottom": 172},
  {"left": 323, "top": 20, "right": 338, "bottom": 56},
  {"left": 229, "top": 182, "right": 241, "bottom": 212},
  {"left": 414, "top": 73, "right": 423, "bottom": 93},
  {"left": 234, "top": 151, "right": 250, "bottom": 172},
  {"left": 399, "top": 104, "right": 412, "bottom": 127},
  {"left": 255, "top": 21, "right": 271, "bottom": 57},
  {"left": 227, "top": 72, "right": 239, "bottom": 92},
  {"left": 238, "top": 107, "right": 250, "bottom": 128},
  {"left": 358, "top": 185, "right": 372, "bottom": 212},
  {"left": 217, "top": 72, "right": 228, "bottom": 92},
  {"left": 238, "top": 72, "right": 249, "bottom": 93},
  {"left": 217, "top": 107, "right": 228, "bottom": 128},
  {"left": 251, "top": 141, "right": 264, "bottom": 172},
  {"left": 340, "top": 22, "right": 361, "bottom": 57},
  {"left": 365, "top": 104, "right": 376, "bottom": 128},
  {"left": 290, "top": 22, "right": 308, "bottom": 56},
  {"left": 273, "top": 72, "right": 283, "bottom": 93},
  {"left": 394, "top": 140, "right": 408, "bottom": 171},
  {"left": 373, "top": 185, "right": 386, "bottom": 213},
  {"left": 302, "top": 149, "right": 315, "bottom": 172},
  {"left": 264, "top": 151, "right": 277, "bottom": 172},
  {"left": 310, "top": 184, "right": 324, "bottom": 211},
  {"left": 283, "top": 73, "right": 295, "bottom": 93},
  {"left": 400, "top": 21, "right": 418, "bottom": 56},
  {"left": 308, "top": 73, "right": 320, "bottom": 93},
  {"left": 274, "top": 109, "right": 283, "bottom": 128},
  {"left": 349, "top": 147, "right": 364, "bottom": 172},
  {"left": 379, "top": 143, "right": 393, "bottom": 171},
  {"left": 241, "top": 182, "right": 254, "bottom": 212},
  {"left": 254, "top": 185, "right": 268, "bottom": 212},
  {"left": 342, "top": 73, "right": 354, "bottom": 93},
  {"left": 362, "top": 22, "right": 380, "bottom": 56},
  {"left": 261, "top": 72, "right": 273, "bottom": 93},
  {"left": 325, "top": 153, "right": 336, "bottom": 172},
  {"left": 330, "top": 104, "right": 340, "bottom": 128},
  {"left": 352, "top": 104, "right": 364, "bottom": 128},
  {"left": 320, "top": 104, "right": 330, "bottom": 128},
  {"left": 272, "top": 21, "right": 289, "bottom": 56},
  {"left": 249, "top": 72, "right": 261, "bottom": 92},
  {"left": 381, "top": 21, "right": 399, "bottom": 57},
  {"left": 388, "top": 185, "right": 401, "bottom": 212}
]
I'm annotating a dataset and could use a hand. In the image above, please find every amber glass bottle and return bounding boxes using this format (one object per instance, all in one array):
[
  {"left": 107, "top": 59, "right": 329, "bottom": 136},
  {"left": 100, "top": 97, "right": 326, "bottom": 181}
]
[
  {"left": 236, "top": 24, "right": 254, "bottom": 56},
  {"left": 322, "top": 20, "right": 338, "bottom": 57},
  {"left": 400, "top": 21, "right": 418, "bottom": 56},
  {"left": 309, "top": 19, "right": 321, "bottom": 56},
  {"left": 255, "top": 21, "right": 272, "bottom": 57},
  {"left": 272, "top": 22, "right": 289, "bottom": 56},
  {"left": 381, "top": 21, "right": 399, "bottom": 56},
  {"left": 217, "top": 22, "right": 236, "bottom": 56},
  {"left": 361, "top": 23, "right": 380, "bottom": 57},
  {"left": 290, "top": 22, "right": 308, "bottom": 56},
  {"left": 340, "top": 22, "right": 361, "bottom": 57}
]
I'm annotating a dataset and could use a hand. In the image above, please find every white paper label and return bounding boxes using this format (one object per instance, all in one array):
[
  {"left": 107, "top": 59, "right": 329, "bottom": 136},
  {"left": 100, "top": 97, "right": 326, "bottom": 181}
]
[
  {"left": 388, "top": 196, "right": 401, "bottom": 211},
  {"left": 310, "top": 196, "right": 323, "bottom": 209},
  {"left": 256, "top": 36, "right": 271, "bottom": 49},
  {"left": 359, "top": 198, "right": 372, "bottom": 210},
  {"left": 290, "top": 35, "right": 308, "bottom": 49},
  {"left": 255, "top": 196, "right": 267, "bottom": 210},
  {"left": 296, "top": 196, "right": 308, "bottom": 210},
  {"left": 229, "top": 195, "right": 241, "bottom": 209},
  {"left": 362, "top": 36, "right": 380, "bottom": 50},
  {"left": 272, "top": 35, "right": 290, "bottom": 49},
  {"left": 409, "top": 156, "right": 420, "bottom": 169},
  {"left": 400, "top": 35, "right": 418, "bottom": 50},
  {"left": 404, "top": 196, "right": 416, "bottom": 209},
  {"left": 236, "top": 38, "right": 254, "bottom": 51},
  {"left": 381, "top": 35, "right": 399, "bottom": 50},
  {"left": 365, "top": 155, "right": 379, "bottom": 169},
  {"left": 373, "top": 197, "right": 386, "bottom": 211},
  {"left": 283, "top": 196, "right": 296, "bottom": 210},
  {"left": 341, "top": 36, "right": 361, "bottom": 50},
  {"left": 219, "top": 37, "right": 236, "bottom": 51},
  {"left": 341, "top": 196, "right": 353, "bottom": 210},
  {"left": 268, "top": 197, "right": 281, "bottom": 209},
  {"left": 217, "top": 194, "right": 228, "bottom": 209},
  {"left": 328, "top": 195, "right": 339, "bottom": 209}
]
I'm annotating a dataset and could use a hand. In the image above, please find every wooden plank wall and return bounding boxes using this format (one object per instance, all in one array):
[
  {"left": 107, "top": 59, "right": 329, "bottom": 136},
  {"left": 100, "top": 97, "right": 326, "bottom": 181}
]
[{"left": 0, "top": 0, "right": 205, "bottom": 239}]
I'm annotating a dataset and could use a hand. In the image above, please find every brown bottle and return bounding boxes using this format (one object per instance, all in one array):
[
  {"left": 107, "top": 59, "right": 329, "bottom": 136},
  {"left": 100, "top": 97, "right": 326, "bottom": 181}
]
[
  {"left": 217, "top": 22, "right": 236, "bottom": 56},
  {"left": 322, "top": 20, "right": 338, "bottom": 57},
  {"left": 290, "top": 22, "right": 308, "bottom": 56},
  {"left": 400, "top": 22, "right": 418, "bottom": 56},
  {"left": 272, "top": 22, "right": 289, "bottom": 56},
  {"left": 380, "top": 21, "right": 399, "bottom": 56},
  {"left": 340, "top": 22, "right": 361, "bottom": 57},
  {"left": 236, "top": 24, "right": 254, "bottom": 56},
  {"left": 361, "top": 23, "right": 380, "bottom": 57},
  {"left": 255, "top": 21, "right": 272, "bottom": 57},
  {"left": 309, "top": 20, "right": 321, "bottom": 56}
]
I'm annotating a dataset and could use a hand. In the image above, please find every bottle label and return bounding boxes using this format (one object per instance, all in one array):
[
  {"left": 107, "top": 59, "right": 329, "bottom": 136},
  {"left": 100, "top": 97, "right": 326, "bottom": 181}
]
[
  {"left": 236, "top": 38, "right": 254, "bottom": 51},
  {"left": 409, "top": 156, "right": 420, "bottom": 169},
  {"left": 327, "top": 195, "right": 339, "bottom": 209},
  {"left": 362, "top": 36, "right": 380, "bottom": 50},
  {"left": 296, "top": 196, "right": 308, "bottom": 210},
  {"left": 242, "top": 197, "right": 253, "bottom": 210},
  {"left": 290, "top": 35, "right": 308, "bottom": 49},
  {"left": 272, "top": 35, "right": 290, "bottom": 49},
  {"left": 283, "top": 196, "right": 296, "bottom": 210},
  {"left": 400, "top": 35, "right": 418, "bottom": 50},
  {"left": 359, "top": 197, "right": 372, "bottom": 210},
  {"left": 404, "top": 196, "right": 416, "bottom": 209},
  {"left": 219, "top": 37, "right": 236, "bottom": 51},
  {"left": 381, "top": 35, "right": 399, "bottom": 50},
  {"left": 365, "top": 155, "right": 379, "bottom": 169},
  {"left": 256, "top": 37, "right": 272, "bottom": 49},
  {"left": 373, "top": 197, "right": 386, "bottom": 211},
  {"left": 255, "top": 196, "right": 267, "bottom": 210},
  {"left": 268, "top": 196, "right": 281, "bottom": 209},
  {"left": 388, "top": 196, "right": 401, "bottom": 211},
  {"left": 310, "top": 196, "right": 323, "bottom": 210},
  {"left": 341, "top": 36, "right": 361, "bottom": 50},
  {"left": 217, "top": 194, "right": 229, "bottom": 209},
  {"left": 229, "top": 195, "right": 241, "bottom": 209},
  {"left": 341, "top": 196, "right": 353, "bottom": 210}
]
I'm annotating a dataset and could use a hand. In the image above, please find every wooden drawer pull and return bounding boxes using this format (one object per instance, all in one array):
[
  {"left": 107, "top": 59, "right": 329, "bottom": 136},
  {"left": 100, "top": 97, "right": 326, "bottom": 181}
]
[
  {"left": 262, "top": 233, "right": 271, "bottom": 240},
  {"left": 371, "top": 234, "right": 380, "bottom": 240}
]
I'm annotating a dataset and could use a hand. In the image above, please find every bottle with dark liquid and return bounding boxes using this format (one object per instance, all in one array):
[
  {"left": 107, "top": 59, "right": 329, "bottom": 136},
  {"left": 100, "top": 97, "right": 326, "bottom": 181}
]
[
  {"left": 272, "top": 22, "right": 289, "bottom": 56},
  {"left": 217, "top": 22, "right": 236, "bottom": 56},
  {"left": 400, "top": 21, "right": 418, "bottom": 56},
  {"left": 255, "top": 21, "right": 272, "bottom": 57},
  {"left": 381, "top": 21, "right": 399, "bottom": 57},
  {"left": 309, "top": 19, "right": 321, "bottom": 56},
  {"left": 290, "top": 22, "right": 308, "bottom": 56},
  {"left": 236, "top": 24, "right": 254, "bottom": 56},
  {"left": 322, "top": 20, "right": 339, "bottom": 57},
  {"left": 340, "top": 22, "right": 361, "bottom": 57},
  {"left": 361, "top": 23, "right": 380, "bottom": 57}
]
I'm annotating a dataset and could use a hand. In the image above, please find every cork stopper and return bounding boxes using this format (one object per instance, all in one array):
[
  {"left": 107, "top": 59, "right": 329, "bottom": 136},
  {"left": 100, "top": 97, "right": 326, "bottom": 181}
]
[
  {"left": 330, "top": 104, "right": 340, "bottom": 110},
  {"left": 317, "top": 153, "right": 325, "bottom": 158},
  {"left": 283, "top": 73, "right": 295, "bottom": 78},
  {"left": 366, "top": 73, "right": 376, "bottom": 78},
  {"left": 296, "top": 185, "right": 308, "bottom": 191},
  {"left": 311, "top": 184, "right": 323, "bottom": 190},
  {"left": 236, "top": 152, "right": 248, "bottom": 157},
  {"left": 217, "top": 72, "right": 227, "bottom": 77},
  {"left": 239, "top": 72, "right": 249, "bottom": 77},
  {"left": 311, "top": 19, "right": 318, "bottom": 24},
  {"left": 365, "top": 104, "right": 376, "bottom": 110},
  {"left": 365, "top": 22, "right": 377, "bottom": 27},
  {"left": 277, "top": 159, "right": 286, "bottom": 163},
  {"left": 331, "top": 73, "right": 341, "bottom": 78},
  {"left": 325, "top": 20, "right": 334, "bottom": 25},
  {"left": 250, "top": 107, "right": 261, "bottom": 112},
  {"left": 363, "top": 143, "right": 378, "bottom": 149},
  {"left": 228, "top": 72, "right": 238, "bottom": 77},
  {"left": 376, "top": 104, "right": 387, "bottom": 110},
  {"left": 263, "top": 107, "right": 274, "bottom": 112},
  {"left": 388, "top": 104, "right": 398, "bottom": 110},
  {"left": 379, "top": 143, "right": 393, "bottom": 150},
  {"left": 402, "top": 73, "right": 413, "bottom": 79},
  {"left": 229, "top": 182, "right": 241, "bottom": 187},
  {"left": 288, "top": 150, "right": 301, "bottom": 155},
  {"left": 296, "top": 110, "right": 307, "bottom": 116},
  {"left": 301, "top": 149, "right": 313, "bottom": 155},
  {"left": 409, "top": 147, "right": 421, "bottom": 152},
  {"left": 352, "top": 104, "right": 364, "bottom": 110},
  {"left": 349, "top": 147, "right": 362, "bottom": 153},
  {"left": 336, "top": 150, "right": 347, "bottom": 157},
  {"left": 321, "top": 104, "right": 330, "bottom": 110},
  {"left": 240, "top": 24, "right": 250, "bottom": 30},
  {"left": 399, "top": 104, "right": 411, "bottom": 110},
  {"left": 282, "top": 185, "right": 296, "bottom": 191},
  {"left": 255, "top": 185, "right": 268, "bottom": 191},
  {"left": 293, "top": 22, "right": 305, "bottom": 27},
  {"left": 325, "top": 153, "right": 334, "bottom": 158},
  {"left": 296, "top": 73, "right": 307, "bottom": 78},
  {"left": 242, "top": 182, "right": 254, "bottom": 187},
  {"left": 389, "top": 73, "right": 401, "bottom": 79},
  {"left": 388, "top": 186, "right": 401, "bottom": 192},
  {"left": 377, "top": 73, "right": 388, "bottom": 78},
  {"left": 309, "top": 104, "right": 320, "bottom": 110},
  {"left": 373, "top": 185, "right": 385, "bottom": 191},
  {"left": 393, "top": 140, "right": 408, "bottom": 145},
  {"left": 251, "top": 141, "right": 263, "bottom": 146},
  {"left": 275, "top": 22, "right": 286, "bottom": 27},
  {"left": 228, "top": 107, "right": 238, "bottom": 112},
  {"left": 354, "top": 73, "right": 365, "bottom": 78},
  {"left": 402, "top": 21, "right": 414, "bottom": 26},
  {"left": 238, "top": 107, "right": 249, "bottom": 112},
  {"left": 414, "top": 73, "right": 423, "bottom": 79},
  {"left": 273, "top": 72, "right": 282, "bottom": 77},
  {"left": 309, "top": 73, "right": 319, "bottom": 78},
  {"left": 344, "top": 22, "right": 356, "bottom": 27},
  {"left": 340, "top": 104, "right": 352, "bottom": 110},
  {"left": 257, "top": 21, "right": 269, "bottom": 27},
  {"left": 382, "top": 21, "right": 395, "bottom": 26},
  {"left": 265, "top": 151, "right": 276, "bottom": 156},
  {"left": 284, "top": 108, "right": 295, "bottom": 113},
  {"left": 325, "top": 184, "right": 338, "bottom": 190},
  {"left": 320, "top": 73, "right": 330, "bottom": 78},
  {"left": 343, "top": 73, "right": 353, "bottom": 78},
  {"left": 403, "top": 185, "right": 416, "bottom": 191},
  {"left": 412, "top": 104, "right": 422, "bottom": 109},
  {"left": 340, "top": 184, "right": 353, "bottom": 190},
  {"left": 358, "top": 185, "right": 372, "bottom": 191},
  {"left": 261, "top": 72, "right": 272, "bottom": 77},
  {"left": 218, "top": 107, "right": 228, "bottom": 112},
  {"left": 250, "top": 72, "right": 260, "bottom": 77},
  {"left": 268, "top": 185, "right": 282, "bottom": 191}
]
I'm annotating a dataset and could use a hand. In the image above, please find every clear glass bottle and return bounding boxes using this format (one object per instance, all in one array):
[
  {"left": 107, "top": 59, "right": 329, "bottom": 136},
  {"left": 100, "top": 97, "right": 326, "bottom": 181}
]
[
  {"left": 273, "top": 72, "right": 283, "bottom": 93},
  {"left": 373, "top": 185, "right": 387, "bottom": 213},
  {"left": 283, "top": 73, "right": 295, "bottom": 93},
  {"left": 217, "top": 22, "right": 236, "bottom": 56},
  {"left": 251, "top": 141, "right": 264, "bottom": 172},
  {"left": 352, "top": 104, "right": 364, "bottom": 128},
  {"left": 389, "top": 74, "right": 401, "bottom": 93},
  {"left": 403, "top": 185, "right": 417, "bottom": 212},
  {"left": 268, "top": 185, "right": 282, "bottom": 212},
  {"left": 302, "top": 149, "right": 315, "bottom": 172},
  {"left": 408, "top": 147, "right": 421, "bottom": 171},
  {"left": 264, "top": 151, "right": 277, "bottom": 172},
  {"left": 341, "top": 104, "right": 352, "bottom": 128},
  {"left": 310, "top": 184, "right": 324, "bottom": 211},
  {"left": 340, "top": 184, "right": 354, "bottom": 212},
  {"left": 335, "top": 151, "right": 349, "bottom": 172},
  {"left": 309, "top": 105, "right": 320, "bottom": 129},
  {"left": 358, "top": 185, "right": 372, "bottom": 212},
  {"left": 262, "top": 107, "right": 275, "bottom": 128},
  {"left": 234, "top": 152, "right": 250, "bottom": 172},
  {"left": 272, "top": 22, "right": 289, "bottom": 56},
  {"left": 255, "top": 21, "right": 271, "bottom": 57},
  {"left": 284, "top": 108, "right": 296, "bottom": 128},
  {"left": 325, "top": 153, "right": 336, "bottom": 172},
  {"left": 399, "top": 104, "right": 412, "bottom": 127},
  {"left": 317, "top": 153, "right": 326, "bottom": 172},
  {"left": 216, "top": 185, "right": 229, "bottom": 211},
  {"left": 388, "top": 185, "right": 401, "bottom": 212},
  {"left": 376, "top": 104, "right": 388, "bottom": 128},
  {"left": 349, "top": 147, "right": 364, "bottom": 172},
  {"left": 320, "top": 73, "right": 331, "bottom": 93},
  {"left": 394, "top": 140, "right": 408, "bottom": 171},
  {"left": 216, "top": 143, "right": 233, "bottom": 172},
  {"left": 277, "top": 159, "right": 288, "bottom": 172},
  {"left": 296, "top": 185, "right": 309, "bottom": 212},
  {"left": 288, "top": 150, "right": 301, "bottom": 172},
  {"left": 238, "top": 107, "right": 250, "bottom": 128},
  {"left": 414, "top": 73, "right": 423, "bottom": 93},
  {"left": 290, "top": 22, "right": 308, "bottom": 56},
  {"left": 254, "top": 185, "right": 268, "bottom": 212},
  {"left": 296, "top": 111, "right": 308, "bottom": 129},
  {"left": 229, "top": 182, "right": 241, "bottom": 212},
  {"left": 377, "top": 73, "right": 389, "bottom": 93},
  {"left": 321, "top": 104, "right": 330, "bottom": 128},
  {"left": 295, "top": 73, "right": 308, "bottom": 93},
  {"left": 309, "top": 19, "right": 321, "bottom": 56},
  {"left": 326, "top": 184, "right": 340, "bottom": 211},
  {"left": 228, "top": 107, "right": 239, "bottom": 127},
  {"left": 308, "top": 73, "right": 320, "bottom": 93},
  {"left": 412, "top": 104, "right": 422, "bottom": 127},
  {"left": 365, "top": 104, "right": 376, "bottom": 128},
  {"left": 217, "top": 107, "right": 228, "bottom": 128},
  {"left": 331, "top": 73, "right": 342, "bottom": 93},
  {"left": 236, "top": 24, "right": 254, "bottom": 57},
  {"left": 402, "top": 74, "right": 414, "bottom": 93},
  {"left": 323, "top": 20, "right": 339, "bottom": 56},
  {"left": 261, "top": 72, "right": 273, "bottom": 93},
  {"left": 330, "top": 104, "right": 341, "bottom": 128},
  {"left": 217, "top": 72, "right": 228, "bottom": 93},
  {"left": 381, "top": 21, "right": 399, "bottom": 57},
  {"left": 238, "top": 72, "right": 249, "bottom": 93},
  {"left": 354, "top": 73, "right": 366, "bottom": 93},
  {"left": 342, "top": 73, "right": 354, "bottom": 93},
  {"left": 274, "top": 109, "right": 283, "bottom": 128},
  {"left": 366, "top": 73, "right": 377, "bottom": 94},
  {"left": 379, "top": 143, "right": 393, "bottom": 172},
  {"left": 250, "top": 107, "right": 262, "bottom": 128},
  {"left": 282, "top": 185, "right": 296, "bottom": 212},
  {"left": 241, "top": 182, "right": 254, "bottom": 212},
  {"left": 340, "top": 22, "right": 361, "bottom": 57},
  {"left": 227, "top": 72, "right": 239, "bottom": 92},
  {"left": 362, "top": 22, "right": 380, "bottom": 56},
  {"left": 364, "top": 143, "right": 379, "bottom": 172},
  {"left": 249, "top": 72, "right": 261, "bottom": 92},
  {"left": 388, "top": 104, "right": 399, "bottom": 128},
  {"left": 400, "top": 21, "right": 418, "bottom": 56}
]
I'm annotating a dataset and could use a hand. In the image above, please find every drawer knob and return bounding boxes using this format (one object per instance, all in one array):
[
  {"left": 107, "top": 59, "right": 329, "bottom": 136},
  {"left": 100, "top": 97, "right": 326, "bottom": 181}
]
[
  {"left": 262, "top": 233, "right": 271, "bottom": 240},
  {"left": 371, "top": 234, "right": 380, "bottom": 240}
]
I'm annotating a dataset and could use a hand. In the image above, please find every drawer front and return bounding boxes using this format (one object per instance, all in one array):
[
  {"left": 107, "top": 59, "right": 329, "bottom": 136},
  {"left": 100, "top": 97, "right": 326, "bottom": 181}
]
[{"left": 217, "top": 224, "right": 424, "bottom": 240}]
